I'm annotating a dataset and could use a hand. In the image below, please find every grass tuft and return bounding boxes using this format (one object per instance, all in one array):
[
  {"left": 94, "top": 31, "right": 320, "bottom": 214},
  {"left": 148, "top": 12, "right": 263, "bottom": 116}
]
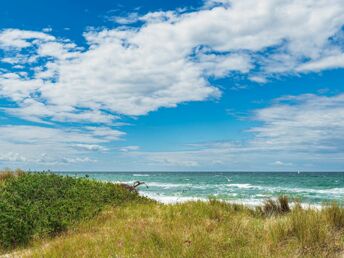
[
  {"left": 324, "top": 202, "right": 344, "bottom": 230},
  {"left": 257, "top": 195, "right": 291, "bottom": 217},
  {"left": 0, "top": 168, "right": 25, "bottom": 183}
]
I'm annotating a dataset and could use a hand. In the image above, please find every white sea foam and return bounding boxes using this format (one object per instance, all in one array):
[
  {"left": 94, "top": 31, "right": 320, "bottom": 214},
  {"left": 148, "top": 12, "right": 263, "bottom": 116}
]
[
  {"left": 142, "top": 193, "right": 322, "bottom": 209},
  {"left": 262, "top": 186, "right": 344, "bottom": 196},
  {"left": 145, "top": 182, "right": 230, "bottom": 190},
  {"left": 116, "top": 180, "right": 344, "bottom": 196},
  {"left": 300, "top": 187, "right": 344, "bottom": 195},
  {"left": 226, "top": 183, "right": 256, "bottom": 189},
  {"left": 146, "top": 182, "right": 192, "bottom": 188},
  {"left": 133, "top": 174, "right": 150, "bottom": 177},
  {"left": 107, "top": 178, "right": 344, "bottom": 205},
  {"left": 226, "top": 183, "right": 344, "bottom": 196},
  {"left": 225, "top": 176, "right": 232, "bottom": 183},
  {"left": 142, "top": 193, "right": 206, "bottom": 204}
]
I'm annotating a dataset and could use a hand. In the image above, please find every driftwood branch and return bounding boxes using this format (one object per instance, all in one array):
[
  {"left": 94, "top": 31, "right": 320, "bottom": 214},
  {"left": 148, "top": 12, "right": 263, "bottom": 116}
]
[{"left": 120, "top": 181, "right": 148, "bottom": 192}]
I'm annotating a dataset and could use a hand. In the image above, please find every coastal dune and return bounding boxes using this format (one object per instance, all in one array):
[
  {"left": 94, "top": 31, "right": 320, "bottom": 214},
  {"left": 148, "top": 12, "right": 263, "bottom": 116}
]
[{"left": 1, "top": 170, "right": 344, "bottom": 257}]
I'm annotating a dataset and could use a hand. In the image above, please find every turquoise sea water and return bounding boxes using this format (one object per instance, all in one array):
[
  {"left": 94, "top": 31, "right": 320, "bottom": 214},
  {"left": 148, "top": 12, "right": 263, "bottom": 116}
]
[{"left": 58, "top": 172, "right": 344, "bottom": 206}]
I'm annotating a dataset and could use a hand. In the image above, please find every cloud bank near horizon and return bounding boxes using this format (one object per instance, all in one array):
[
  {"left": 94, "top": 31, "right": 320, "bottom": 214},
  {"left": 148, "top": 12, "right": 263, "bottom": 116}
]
[{"left": 127, "top": 94, "right": 344, "bottom": 170}]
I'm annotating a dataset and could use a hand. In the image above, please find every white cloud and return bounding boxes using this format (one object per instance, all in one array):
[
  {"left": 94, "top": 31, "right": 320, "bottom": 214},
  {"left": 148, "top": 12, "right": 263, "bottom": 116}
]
[
  {"left": 140, "top": 10, "right": 181, "bottom": 24},
  {"left": 110, "top": 12, "right": 141, "bottom": 24},
  {"left": 0, "top": 0, "right": 343, "bottom": 125},
  {"left": 3, "top": 98, "right": 116, "bottom": 124},
  {"left": 42, "top": 28, "right": 53, "bottom": 33},
  {"left": 249, "top": 76, "right": 268, "bottom": 84},
  {"left": 0, "top": 29, "right": 54, "bottom": 49},
  {"left": 85, "top": 126, "right": 126, "bottom": 140},
  {"left": 119, "top": 145, "right": 140, "bottom": 152},
  {"left": 0, "top": 152, "right": 27, "bottom": 162},
  {"left": 1, "top": 93, "right": 343, "bottom": 170},
  {"left": 126, "top": 94, "right": 344, "bottom": 170},
  {"left": 73, "top": 144, "right": 108, "bottom": 152},
  {"left": 61, "top": 157, "right": 97, "bottom": 164},
  {"left": 297, "top": 53, "right": 344, "bottom": 72},
  {"left": 272, "top": 161, "right": 293, "bottom": 166},
  {"left": 0, "top": 125, "right": 123, "bottom": 165},
  {"left": 195, "top": 51, "right": 252, "bottom": 77},
  {"left": 250, "top": 94, "right": 344, "bottom": 153},
  {"left": 0, "top": 125, "right": 123, "bottom": 144},
  {"left": 37, "top": 41, "right": 80, "bottom": 60}
]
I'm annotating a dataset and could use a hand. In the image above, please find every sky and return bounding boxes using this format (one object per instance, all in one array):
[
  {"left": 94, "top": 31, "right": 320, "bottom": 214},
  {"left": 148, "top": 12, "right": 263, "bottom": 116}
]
[{"left": 0, "top": 0, "right": 344, "bottom": 171}]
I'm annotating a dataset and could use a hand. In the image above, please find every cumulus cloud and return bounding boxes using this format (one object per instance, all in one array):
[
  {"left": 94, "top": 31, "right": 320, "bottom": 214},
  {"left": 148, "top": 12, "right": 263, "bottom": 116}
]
[
  {"left": 0, "top": 0, "right": 343, "bottom": 125},
  {"left": 297, "top": 53, "right": 344, "bottom": 72},
  {"left": 0, "top": 29, "right": 54, "bottom": 49}
]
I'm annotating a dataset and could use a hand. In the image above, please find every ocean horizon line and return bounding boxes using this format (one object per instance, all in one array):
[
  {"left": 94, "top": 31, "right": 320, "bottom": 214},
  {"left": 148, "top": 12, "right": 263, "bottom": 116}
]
[{"left": 49, "top": 170, "right": 344, "bottom": 173}]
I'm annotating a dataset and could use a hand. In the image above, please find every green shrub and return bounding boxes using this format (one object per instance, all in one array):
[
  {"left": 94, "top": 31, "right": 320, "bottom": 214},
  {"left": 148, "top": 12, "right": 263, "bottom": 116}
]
[{"left": 0, "top": 173, "right": 145, "bottom": 249}]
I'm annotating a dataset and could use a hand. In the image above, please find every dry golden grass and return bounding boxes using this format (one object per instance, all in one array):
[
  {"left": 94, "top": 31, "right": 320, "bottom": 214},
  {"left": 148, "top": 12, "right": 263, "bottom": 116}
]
[
  {"left": 15, "top": 200, "right": 344, "bottom": 258},
  {"left": 0, "top": 168, "right": 24, "bottom": 182}
]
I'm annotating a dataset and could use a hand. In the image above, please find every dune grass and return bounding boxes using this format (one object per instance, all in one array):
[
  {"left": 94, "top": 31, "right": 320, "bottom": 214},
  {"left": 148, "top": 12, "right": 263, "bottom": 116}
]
[
  {"left": 0, "top": 168, "right": 25, "bottom": 183},
  {"left": 1, "top": 170, "right": 344, "bottom": 257},
  {"left": 17, "top": 199, "right": 344, "bottom": 258}
]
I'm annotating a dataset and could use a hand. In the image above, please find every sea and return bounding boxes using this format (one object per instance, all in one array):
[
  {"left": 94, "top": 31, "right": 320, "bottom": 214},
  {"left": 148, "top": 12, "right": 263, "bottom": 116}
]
[{"left": 58, "top": 172, "right": 344, "bottom": 207}]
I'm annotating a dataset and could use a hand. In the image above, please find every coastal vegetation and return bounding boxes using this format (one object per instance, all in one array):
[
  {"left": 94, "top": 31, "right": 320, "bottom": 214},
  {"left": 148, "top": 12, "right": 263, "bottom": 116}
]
[
  {"left": 0, "top": 169, "right": 148, "bottom": 250},
  {"left": 0, "top": 170, "right": 344, "bottom": 257}
]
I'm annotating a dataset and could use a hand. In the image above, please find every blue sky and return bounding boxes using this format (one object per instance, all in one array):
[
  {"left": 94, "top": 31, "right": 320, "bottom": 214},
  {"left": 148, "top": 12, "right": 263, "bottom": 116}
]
[{"left": 0, "top": 0, "right": 344, "bottom": 171}]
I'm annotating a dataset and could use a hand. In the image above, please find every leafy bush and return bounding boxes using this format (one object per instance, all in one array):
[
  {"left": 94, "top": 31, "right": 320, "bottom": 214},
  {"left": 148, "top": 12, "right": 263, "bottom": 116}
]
[{"left": 0, "top": 172, "right": 145, "bottom": 249}]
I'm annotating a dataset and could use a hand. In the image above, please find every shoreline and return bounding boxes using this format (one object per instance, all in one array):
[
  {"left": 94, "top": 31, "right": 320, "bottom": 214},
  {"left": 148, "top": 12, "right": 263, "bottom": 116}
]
[
  {"left": 50, "top": 175, "right": 339, "bottom": 209},
  {"left": 141, "top": 192, "right": 324, "bottom": 209},
  {"left": 100, "top": 179, "right": 332, "bottom": 209}
]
